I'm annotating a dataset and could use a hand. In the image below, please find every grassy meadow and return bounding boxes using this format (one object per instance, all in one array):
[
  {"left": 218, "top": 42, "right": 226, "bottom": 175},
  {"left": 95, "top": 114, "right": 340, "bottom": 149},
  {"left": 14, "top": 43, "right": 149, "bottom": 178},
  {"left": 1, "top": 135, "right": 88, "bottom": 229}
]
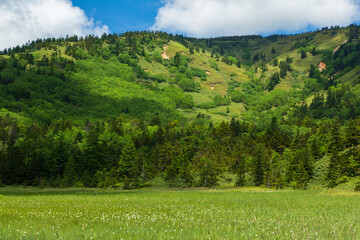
[{"left": 1, "top": 187, "right": 360, "bottom": 239}]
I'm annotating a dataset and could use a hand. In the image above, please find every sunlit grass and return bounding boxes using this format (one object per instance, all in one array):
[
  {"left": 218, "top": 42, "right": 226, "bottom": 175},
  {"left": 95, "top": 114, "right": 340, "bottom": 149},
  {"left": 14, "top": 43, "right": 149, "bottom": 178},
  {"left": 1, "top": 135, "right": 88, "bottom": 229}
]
[
  {"left": 138, "top": 57, "right": 170, "bottom": 75},
  {"left": 31, "top": 46, "right": 74, "bottom": 61},
  {"left": 166, "top": 41, "right": 189, "bottom": 58},
  {"left": 336, "top": 65, "right": 360, "bottom": 84},
  {"left": 316, "top": 32, "right": 348, "bottom": 50},
  {"left": 1, "top": 187, "right": 359, "bottom": 239},
  {"left": 188, "top": 92, "right": 213, "bottom": 105}
]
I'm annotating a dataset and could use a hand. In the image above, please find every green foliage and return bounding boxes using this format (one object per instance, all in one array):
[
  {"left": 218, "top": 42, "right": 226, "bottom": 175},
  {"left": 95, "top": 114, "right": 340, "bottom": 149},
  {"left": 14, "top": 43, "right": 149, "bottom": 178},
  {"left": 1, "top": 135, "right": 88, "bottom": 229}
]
[
  {"left": 197, "top": 94, "right": 231, "bottom": 109},
  {"left": 273, "top": 58, "right": 278, "bottom": 66},
  {"left": 348, "top": 24, "right": 359, "bottom": 42},
  {"left": 266, "top": 72, "right": 281, "bottom": 91},
  {"left": 322, "top": 39, "right": 360, "bottom": 77},
  {"left": 149, "top": 176, "right": 169, "bottom": 188},
  {"left": 301, "top": 50, "right": 307, "bottom": 59},
  {"left": 209, "top": 59, "right": 219, "bottom": 71},
  {"left": 188, "top": 67, "right": 207, "bottom": 81},
  {"left": 231, "top": 90, "right": 245, "bottom": 103},
  {"left": 152, "top": 51, "right": 163, "bottom": 63},
  {"left": 227, "top": 80, "right": 241, "bottom": 93},
  {"left": 149, "top": 73, "right": 168, "bottom": 83},
  {"left": 214, "top": 95, "right": 231, "bottom": 106},
  {"left": 355, "top": 182, "right": 360, "bottom": 191},
  {"left": 1, "top": 28, "right": 360, "bottom": 192},
  {"left": 197, "top": 101, "right": 217, "bottom": 109},
  {"left": 279, "top": 60, "right": 290, "bottom": 78},
  {"left": 178, "top": 78, "right": 197, "bottom": 92},
  {"left": 228, "top": 56, "right": 238, "bottom": 65},
  {"left": 163, "top": 87, "right": 194, "bottom": 109},
  {"left": 292, "top": 40, "right": 312, "bottom": 50},
  {"left": 198, "top": 156, "right": 220, "bottom": 187},
  {"left": 305, "top": 78, "right": 323, "bottom": 92}
]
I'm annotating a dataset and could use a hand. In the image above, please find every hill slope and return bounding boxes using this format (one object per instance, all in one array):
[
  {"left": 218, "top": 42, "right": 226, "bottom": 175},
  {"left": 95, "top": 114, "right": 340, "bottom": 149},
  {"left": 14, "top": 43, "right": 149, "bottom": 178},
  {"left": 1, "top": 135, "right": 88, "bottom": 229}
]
[
  {"left": 0, "top": 26, "right": 360, "bottom": 189},
  {"left": 1, "top": 27, "right": 357, "bottom": 125}
]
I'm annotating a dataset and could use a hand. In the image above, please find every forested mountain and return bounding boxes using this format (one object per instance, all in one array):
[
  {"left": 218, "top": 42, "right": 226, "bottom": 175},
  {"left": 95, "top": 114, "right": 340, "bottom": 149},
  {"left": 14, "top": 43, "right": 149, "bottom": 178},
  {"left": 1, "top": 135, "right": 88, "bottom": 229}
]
[{"left": 0, "top": 25, "right": 359, "bottom": 189}]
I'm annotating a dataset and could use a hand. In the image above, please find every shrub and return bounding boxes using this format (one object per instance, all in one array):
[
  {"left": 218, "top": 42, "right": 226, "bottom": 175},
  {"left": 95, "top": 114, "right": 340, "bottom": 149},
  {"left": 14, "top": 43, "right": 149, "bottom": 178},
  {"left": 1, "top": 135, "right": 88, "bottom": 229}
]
[
  {"left": 214, "top": 95, "right": 231, "bottom": 106},
  {"left": 149, "top": 176, "right": 169, "bottom": 189},
  {"left": 209, "top": 59, "right": 219, "bottom": 71},
  {"left": 152, "top": 51, "right": 163, "bottom": 63},
  {"left": 169, "top": 176, "right": 188, "bottom": 188},
  {"left": 231, "top": 90, "right": 245, "bottom": 103},
  {"left": 73, "top": 181, "right": 85, "bottom": 188},
  {"left": 145, "top": 55, "right": 152, "bottom": 63},
  {"left": 354, "top": 182, "right": 360, "bottom": 191},
  {"left": 197, "top": 102, "right": 217, "bottom": 109},
  {"left": 150, "top": 73, "right": 167, "bottom": 83}
]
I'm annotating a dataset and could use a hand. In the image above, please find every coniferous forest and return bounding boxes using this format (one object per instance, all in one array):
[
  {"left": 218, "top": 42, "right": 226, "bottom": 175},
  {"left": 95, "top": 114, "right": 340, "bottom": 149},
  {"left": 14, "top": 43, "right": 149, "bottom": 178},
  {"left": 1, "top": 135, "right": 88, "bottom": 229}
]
[{"left": 1, "top": 26, "right": 360, "bottom": 190}]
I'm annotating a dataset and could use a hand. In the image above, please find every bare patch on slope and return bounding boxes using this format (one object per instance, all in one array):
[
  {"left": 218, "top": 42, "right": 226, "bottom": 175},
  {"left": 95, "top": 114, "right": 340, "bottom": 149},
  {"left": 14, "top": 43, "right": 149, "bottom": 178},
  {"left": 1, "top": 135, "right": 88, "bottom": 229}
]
[{"left": 162, "top": 45, "right": 170, "bottom": 59}]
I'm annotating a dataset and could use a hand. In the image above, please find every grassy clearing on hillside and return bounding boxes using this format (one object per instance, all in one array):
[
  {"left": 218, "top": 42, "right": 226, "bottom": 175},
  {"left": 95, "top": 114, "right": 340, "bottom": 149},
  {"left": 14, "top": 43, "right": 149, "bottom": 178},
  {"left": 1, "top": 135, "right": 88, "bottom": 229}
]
[
  {"left": 315, "top": 32, "right": 347, "bottom": 50},
  {"left": 336, "top": 65, "right": 360, "bottom": 84},
  {"left": 165, "top": 41, "right": 190, "bottom": 58},
  {"left": 166, "top": 41, "right": 250, "bottom": 86},
  {"left": 181, "top": 102, "right": 245, "bottom": 122},
  {"left": 188, "top": 92, "right": 213, "bottom": 105},
  {"left": 138, "top": 57, "right": 170, "bottom": 76},
  {"left": 264, "top": 44, "right": 322, "bottom": 91},
  {"left": 30, "top": 46, "right": 74, "bottom": 61},
  {"left": 253, "top": 30, "right": 347, "bottom": 93},
  {"left": 0, "top": 187, "right": 360, "bottom": 239},
  {"left": 154, "top": 40, "right": 252, "bottom": 122}
]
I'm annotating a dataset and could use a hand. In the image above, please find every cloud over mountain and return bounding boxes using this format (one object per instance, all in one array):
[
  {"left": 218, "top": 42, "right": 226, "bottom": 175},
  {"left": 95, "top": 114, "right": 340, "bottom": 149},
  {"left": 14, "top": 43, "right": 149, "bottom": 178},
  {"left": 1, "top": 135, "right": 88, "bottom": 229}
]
[
  {"left": 0, "top": 0, "right": 109, "bottom": 49},
  {"left": 152, "top": 0, "right": 360, "bottom": 37}
]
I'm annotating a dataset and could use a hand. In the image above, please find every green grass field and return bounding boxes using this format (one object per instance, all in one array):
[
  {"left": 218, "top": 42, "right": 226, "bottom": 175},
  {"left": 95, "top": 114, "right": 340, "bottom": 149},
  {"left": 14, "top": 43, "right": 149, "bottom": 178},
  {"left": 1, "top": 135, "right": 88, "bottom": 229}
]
[{"left": 1, "top": 187, "right": 360, "bottom": 239}]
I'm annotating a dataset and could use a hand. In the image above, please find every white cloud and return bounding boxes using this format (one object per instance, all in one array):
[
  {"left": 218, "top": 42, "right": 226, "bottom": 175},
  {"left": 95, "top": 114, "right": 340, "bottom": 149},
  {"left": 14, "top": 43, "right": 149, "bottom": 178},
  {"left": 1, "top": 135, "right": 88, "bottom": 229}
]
[
  {"left": 0, "top": 0, "right": 109, "bottom": 50},
  {"left": 152, "top": 0, "right": 360, "bottom": 37}
]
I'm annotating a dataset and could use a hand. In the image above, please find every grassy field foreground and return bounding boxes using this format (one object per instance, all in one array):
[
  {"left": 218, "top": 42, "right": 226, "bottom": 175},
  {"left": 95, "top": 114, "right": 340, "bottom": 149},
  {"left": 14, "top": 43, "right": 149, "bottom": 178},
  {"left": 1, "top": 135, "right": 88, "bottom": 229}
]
[{"left": 0, "top": 188, "right": 360, "bottom": 239}]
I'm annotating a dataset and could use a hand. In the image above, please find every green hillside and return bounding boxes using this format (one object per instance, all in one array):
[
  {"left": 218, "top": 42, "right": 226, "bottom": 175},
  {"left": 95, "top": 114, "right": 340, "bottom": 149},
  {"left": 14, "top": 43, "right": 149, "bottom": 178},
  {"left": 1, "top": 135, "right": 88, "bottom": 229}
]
[
  {"left": 0, "top": 26, "right": 360, "bottom": 190},
  {"left": 0, "top": 27, "right": 355, "bottom": 124}
]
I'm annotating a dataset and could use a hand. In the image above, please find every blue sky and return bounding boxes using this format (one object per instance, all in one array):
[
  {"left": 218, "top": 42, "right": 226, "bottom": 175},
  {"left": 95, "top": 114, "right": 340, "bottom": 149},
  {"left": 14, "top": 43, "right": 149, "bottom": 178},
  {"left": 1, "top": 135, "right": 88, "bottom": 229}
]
[
  {"left": 72, "top": 0, "right": 162, "bottom": 33},
  {"left": 1, "top": 0, "right": 360, "bottom": 49},
  {"left": 72, "top": 0, "right": 360, "bottom": 37}
]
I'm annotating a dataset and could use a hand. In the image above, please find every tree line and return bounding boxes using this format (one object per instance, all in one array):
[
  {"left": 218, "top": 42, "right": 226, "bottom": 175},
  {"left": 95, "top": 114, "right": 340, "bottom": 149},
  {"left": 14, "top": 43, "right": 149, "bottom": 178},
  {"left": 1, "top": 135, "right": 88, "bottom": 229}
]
[{"left": 0, "top": 113, "right": 359, "bottom": 189}]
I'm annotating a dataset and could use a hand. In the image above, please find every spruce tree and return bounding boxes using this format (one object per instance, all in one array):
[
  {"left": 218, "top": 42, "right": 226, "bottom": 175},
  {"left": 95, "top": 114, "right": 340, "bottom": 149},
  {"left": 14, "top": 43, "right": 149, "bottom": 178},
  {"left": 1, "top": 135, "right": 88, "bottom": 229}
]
[
  {"left": 119, "top": 141, "right": 138, "bottom": 179},
  {"left": 301, "top": 50, "right": 307, "bottom": 59}
]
